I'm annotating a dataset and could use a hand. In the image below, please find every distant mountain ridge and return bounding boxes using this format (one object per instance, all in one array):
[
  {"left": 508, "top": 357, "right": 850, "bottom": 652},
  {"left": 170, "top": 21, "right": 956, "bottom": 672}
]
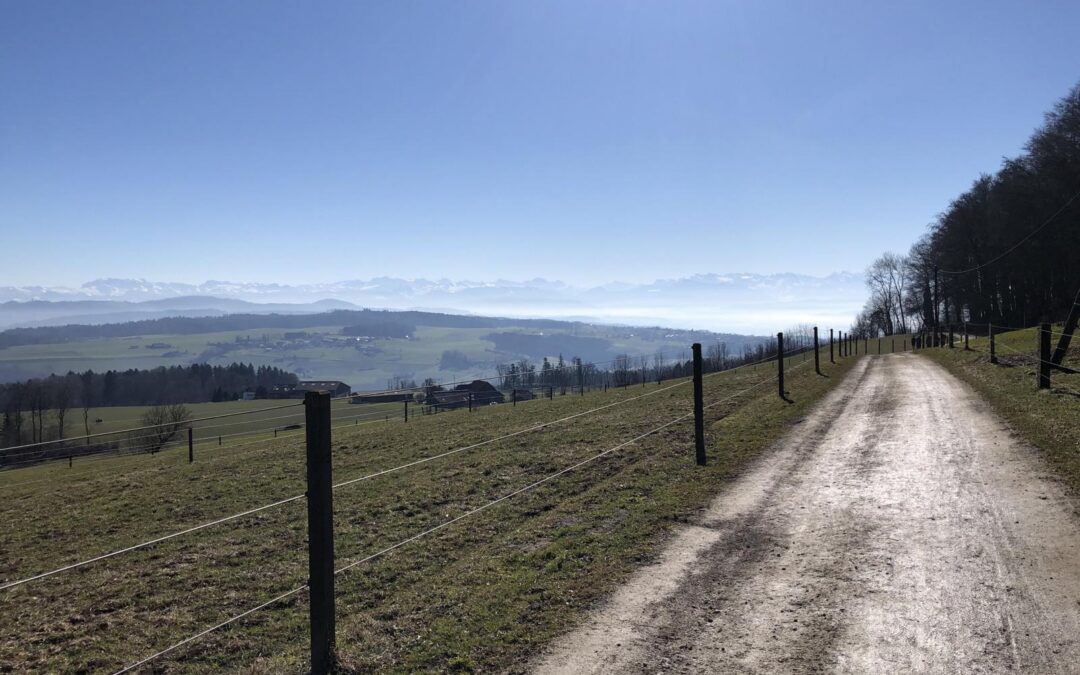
[{"left": 0, "top": 273, "right": 866, "bottom": 333}]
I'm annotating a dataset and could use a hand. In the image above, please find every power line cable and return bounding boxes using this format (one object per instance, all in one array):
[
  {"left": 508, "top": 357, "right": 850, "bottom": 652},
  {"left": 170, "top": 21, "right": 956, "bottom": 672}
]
[{"left": 939, "top": 185, "right": 1080, "bottom": 275}]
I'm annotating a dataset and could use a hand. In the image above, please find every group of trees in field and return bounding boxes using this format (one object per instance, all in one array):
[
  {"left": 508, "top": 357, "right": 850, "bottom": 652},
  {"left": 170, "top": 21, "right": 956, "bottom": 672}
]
[
  {"left": 438, "top": 350, "right": 474, "bottom": 370},
  {"left": 854, "top": 83, "right": 1080, "bottom": 337},
  {"left": 0, "top": 363, "right": 297, "bottom": 448}
]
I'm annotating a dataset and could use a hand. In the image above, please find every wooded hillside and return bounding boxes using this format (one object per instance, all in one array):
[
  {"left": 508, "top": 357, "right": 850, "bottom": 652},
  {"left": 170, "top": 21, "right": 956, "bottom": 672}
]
[{"left": 856, "top": 83, "right": 1080, "bottom": 335}]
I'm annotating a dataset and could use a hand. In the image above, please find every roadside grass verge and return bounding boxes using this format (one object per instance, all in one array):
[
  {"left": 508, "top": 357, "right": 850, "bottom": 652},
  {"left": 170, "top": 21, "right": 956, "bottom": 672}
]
[
  {"left": 920, "top": 324, "right": 1080, "bottom": 493},
  {"left": 0, "top": 351, "right": 857, "bottom": 673}
]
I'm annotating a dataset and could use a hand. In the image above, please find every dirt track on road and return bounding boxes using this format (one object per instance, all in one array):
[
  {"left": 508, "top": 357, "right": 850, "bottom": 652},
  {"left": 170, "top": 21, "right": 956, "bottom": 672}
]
[{"left": 532, "top": 353, "right": 1080, "bottom": 674}]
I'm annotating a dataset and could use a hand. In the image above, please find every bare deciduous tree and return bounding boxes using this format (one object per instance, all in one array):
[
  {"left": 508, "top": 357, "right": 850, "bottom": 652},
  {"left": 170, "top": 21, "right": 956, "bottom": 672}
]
[
  {"left": 80, "top": 370, "right": 95, "bottom": 438},
  {"left": 52, "top": 378, "right": 73, "bottom": 440},
  {"left": 130, "top": 404, "right": 192, "bottom": 454}
]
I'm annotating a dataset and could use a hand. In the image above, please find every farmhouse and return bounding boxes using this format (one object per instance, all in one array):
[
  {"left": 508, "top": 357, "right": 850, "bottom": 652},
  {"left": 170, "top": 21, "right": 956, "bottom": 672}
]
[
  {"left": 425, "top": 380, "right": 506, "bottom": 410},
  {"left": 452, "top": 380, "right": 505, "bottom": 405},
  {"left": 269, "top": 384, "right": 296, "bottom": 398},
  {"left": 430, "top": 390, "right": 472, "bottom": 410}
]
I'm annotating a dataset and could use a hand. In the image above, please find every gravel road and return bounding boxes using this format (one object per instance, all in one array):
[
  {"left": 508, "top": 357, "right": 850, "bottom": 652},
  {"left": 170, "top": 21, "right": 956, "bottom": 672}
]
[{"left": 533, "top": 353, "right": 1080, "bottom": 674}]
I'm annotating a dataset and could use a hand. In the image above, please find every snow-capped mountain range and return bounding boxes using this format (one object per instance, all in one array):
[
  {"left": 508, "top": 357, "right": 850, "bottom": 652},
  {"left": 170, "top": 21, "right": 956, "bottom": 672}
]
[{"left": 0, "top": 273, "right": 866, "bottom": 333}]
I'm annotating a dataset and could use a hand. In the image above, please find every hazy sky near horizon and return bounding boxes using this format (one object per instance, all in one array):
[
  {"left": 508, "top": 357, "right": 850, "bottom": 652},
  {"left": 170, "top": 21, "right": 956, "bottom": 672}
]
[{"left": 2, "top": 1, "right": 1079, "bottom": 289}]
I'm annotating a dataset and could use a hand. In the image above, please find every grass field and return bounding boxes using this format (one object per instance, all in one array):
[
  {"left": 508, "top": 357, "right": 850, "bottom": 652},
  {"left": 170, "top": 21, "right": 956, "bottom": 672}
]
[
  {"left": 0, "top": 398, "right": 405, "bottom": 472},
  {"left": 0, "top": 345, "right": 859, "bottom": 673},
  {"left": 920, "top": 323, "right": 1080, "bottom": 494},
  {"left": 55, "top": 399, "right": 338, "bottom": 437}
]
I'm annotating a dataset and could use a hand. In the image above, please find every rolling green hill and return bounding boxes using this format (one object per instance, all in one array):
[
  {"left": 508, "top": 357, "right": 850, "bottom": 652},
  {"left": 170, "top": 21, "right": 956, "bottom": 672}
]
[{"left": 0, "top": 310, "right": 762, "bottom": 391}]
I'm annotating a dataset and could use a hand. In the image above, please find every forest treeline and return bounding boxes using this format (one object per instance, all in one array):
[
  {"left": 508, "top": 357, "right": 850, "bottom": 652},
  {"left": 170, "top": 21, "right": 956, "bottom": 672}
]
[
  {"left": 855, "top": 83, "right": 1080, "bottom": 336},
  {"left": 0, "top": 363, "right": 297, "bottom": 447}
]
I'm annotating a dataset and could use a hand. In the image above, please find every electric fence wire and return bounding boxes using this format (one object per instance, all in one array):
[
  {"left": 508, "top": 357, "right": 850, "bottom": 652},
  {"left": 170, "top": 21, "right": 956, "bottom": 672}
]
[
  {"left": 3, "top": 338, "right": 822, "bottom": 469},
  {"left": 8, "top": 346, "right": 795, "bottom": 469},
  {"left": 110, "top": 364, "right": 793, "bottom": 674},
  {"left": 6, "top": 409, "right": 404, "bottom": 485},
  {"left": 0, "top": 400, "right": 305, "bottom": 455},
  {"left": 938, "top": 184, "right": 1080, "bottom": 276},
  {"left": 0, "top": 349, "right": 690, "bottom": 462},
  {"left": 0, "top": 493, "right": 307, "bottom": 591},
  {"left": 2, "top": 419, "right": 326, "bottom": 490},
  {"left": 0, "top": 401, "right": 396, "bottom": 466},
  {"left": 0, "top": 357, "right": 749, "bottom": 589},
  {"left": 995, "top": 341, "right": 1080, "bottom": 371},
  {"left": 2, "top": 340, "right": 824, "bottom": 596}
]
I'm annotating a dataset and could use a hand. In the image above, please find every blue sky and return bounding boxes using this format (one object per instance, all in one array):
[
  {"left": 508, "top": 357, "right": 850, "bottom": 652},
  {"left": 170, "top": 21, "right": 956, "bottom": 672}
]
[{"left": 2, "top": 1, "right": 1078, "bottom": 288}]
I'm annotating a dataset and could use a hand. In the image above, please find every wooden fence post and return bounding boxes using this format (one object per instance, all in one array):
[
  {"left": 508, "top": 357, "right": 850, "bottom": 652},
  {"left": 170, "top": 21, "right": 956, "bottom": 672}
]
[
  {"left": 813, "top": 326, "right": 820, "bottom": 375},
  {"left": 1039, "top": 323, "right": 1051, "bottom": 389},
  {"left": 777, "top": 333, "right": 785, "bottom": 399},
  {"left": 990, "top": 325, "right": 997, "bottom": 364},
  {"left": 578, "top": 362, "right": 584, "bottom": 396},
  {"left": 468, "top": 392, "right": 473, "bottom": 412},
  {"left": 512, "top": 389, "right": 516, "bottom": 407},
  {"left": 188, "top": 427, "right": 194, "bottom": 463},
  {"left": 404, "top": 399, "right": 409, "bottom": 423},
  {"left": 304, "top": 391, "right": 336, "bottom": 674},
  {"left": 830, "top": 328, "right": 835, "bottom": 363},
  {"left": 692, "top": 343, "right": 705, "bottom": 466},
  {"left": 949, "top": 326, "right": 955, "bottom": 349}
]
